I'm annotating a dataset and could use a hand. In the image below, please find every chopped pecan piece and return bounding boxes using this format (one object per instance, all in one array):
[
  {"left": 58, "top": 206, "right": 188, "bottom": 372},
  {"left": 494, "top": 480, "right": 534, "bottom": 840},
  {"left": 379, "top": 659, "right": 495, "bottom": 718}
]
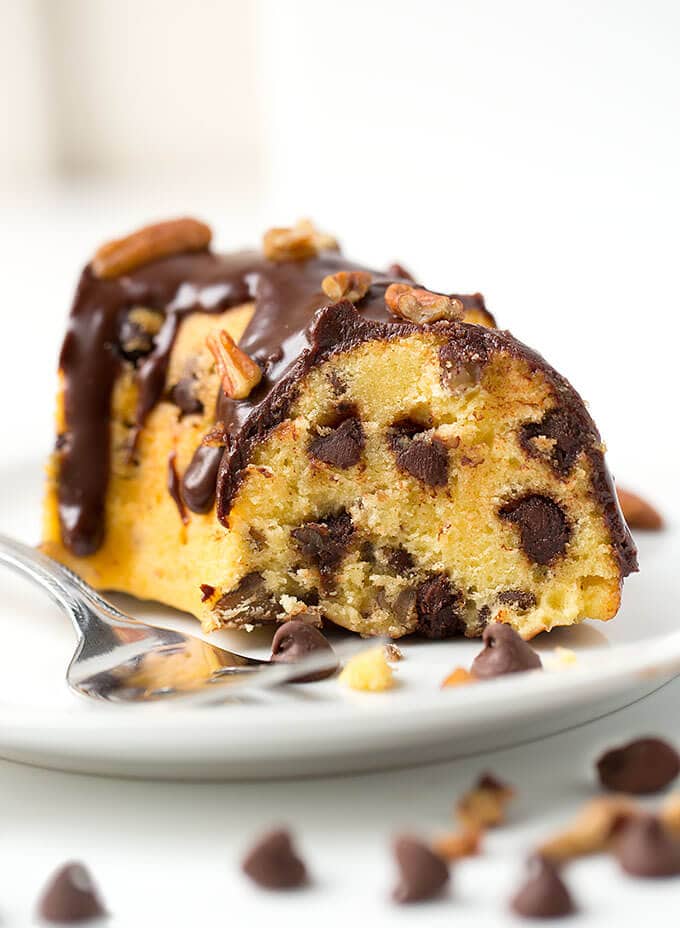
[
  {"left": 321, "top": 270, "right": 372, "bottom": 303},
  {"left": 92, "top": 217, "right": 212, "bottom": 279},
  {"left": 206, "top": 330, "right": 262, "bottom": 400},
  {"left": 384, "top": 643, "right": 404, "bottom": 662},
  {"left": 201, "top": 422, "right": 229, "bottom": 447},
  {"left": 660, "top": 793, "right": 680, "bottom": 836},
  {"left": 616, "top": 486, "right": 664, "bottom": 530},
  {"left": 385, "top": 283, "right": 464, "bottom": 325},
  {"left": 539, "top": 795, "right": 639, "bottom": 862},
  {"left": 432, "top": 827, "right": 482, "bottom": 861},
  {"left": 456, "top": 773, "right": 515, "bottom": 829},
  {"left": 263, "top": 219, "right": 338, "bottom": 262},
  {"left": 441, "top": 666, "right": 476, "bottom": 688}
]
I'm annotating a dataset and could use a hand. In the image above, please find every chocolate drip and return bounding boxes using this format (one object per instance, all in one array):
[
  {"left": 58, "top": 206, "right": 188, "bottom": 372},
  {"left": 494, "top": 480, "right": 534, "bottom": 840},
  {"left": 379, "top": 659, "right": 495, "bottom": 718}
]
[
  {"left": 167, "top": 451, "right": 188, "bottom": 525},
  {"left": 182, "top": 445, "right": 225, "bottom": 513}
]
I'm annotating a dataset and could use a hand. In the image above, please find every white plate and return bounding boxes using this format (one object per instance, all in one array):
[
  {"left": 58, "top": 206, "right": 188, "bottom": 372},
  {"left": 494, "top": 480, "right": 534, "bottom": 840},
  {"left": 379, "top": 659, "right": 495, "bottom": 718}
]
[{"left": 0, "top": 456, "right": 678, "bottom": 780}]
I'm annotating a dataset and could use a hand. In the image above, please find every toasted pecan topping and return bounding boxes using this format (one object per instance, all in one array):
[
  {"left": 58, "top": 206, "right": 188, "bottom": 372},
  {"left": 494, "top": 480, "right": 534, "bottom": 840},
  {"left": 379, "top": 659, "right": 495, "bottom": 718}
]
[
  {"left": 201, "top": 422, "right": 229, "bottom": 447},
  {"left": 385, "top": 283, "right": 464, "bottom": 325},
  {"left": 538, "top": 795, "right": 638, "bottom": 862},
  {"left": 321, "top": 270, "right": 372, "bottom": 303},
  {"left": 92, "top": 217, "right": 212, "bottom": 279},
  {"left": 206, "top": 330, "right": 262, "bottom": 400},
  {"left": 616, "top": 486, "right": 664, "bottom": 531},
  {"left": 263, "top": 219, "right": 338, "bottom": 262}
]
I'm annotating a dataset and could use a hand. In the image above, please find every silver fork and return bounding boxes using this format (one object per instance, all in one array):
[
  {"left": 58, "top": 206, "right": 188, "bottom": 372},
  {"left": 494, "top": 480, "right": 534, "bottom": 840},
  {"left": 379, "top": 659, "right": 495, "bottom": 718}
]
[{"left": 0, "top": 534, "right": 338, "bottom": 704}]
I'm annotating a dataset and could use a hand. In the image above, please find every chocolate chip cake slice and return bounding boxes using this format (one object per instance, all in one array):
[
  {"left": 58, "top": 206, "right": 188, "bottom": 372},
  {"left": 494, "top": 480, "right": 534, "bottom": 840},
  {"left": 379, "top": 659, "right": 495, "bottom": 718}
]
[{"left": 42, "top": 218, "right": 637, "bottom": 640}]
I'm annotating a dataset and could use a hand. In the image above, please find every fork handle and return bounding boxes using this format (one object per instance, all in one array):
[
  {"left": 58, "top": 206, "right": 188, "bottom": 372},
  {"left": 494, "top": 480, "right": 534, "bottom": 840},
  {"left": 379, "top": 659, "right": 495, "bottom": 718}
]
[{"left": 0, "top": 533, "right": 85, "bottom": 618}]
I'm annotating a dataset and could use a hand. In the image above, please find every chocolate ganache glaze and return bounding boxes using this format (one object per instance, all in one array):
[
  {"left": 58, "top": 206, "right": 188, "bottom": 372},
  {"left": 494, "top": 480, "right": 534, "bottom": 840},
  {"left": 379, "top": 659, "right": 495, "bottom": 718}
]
[
  {"left": 56, "top": 235, "right": 636, "bottom": 581},
  {"left": 58, "top": 246, "right": 425, "bottom": 554}
]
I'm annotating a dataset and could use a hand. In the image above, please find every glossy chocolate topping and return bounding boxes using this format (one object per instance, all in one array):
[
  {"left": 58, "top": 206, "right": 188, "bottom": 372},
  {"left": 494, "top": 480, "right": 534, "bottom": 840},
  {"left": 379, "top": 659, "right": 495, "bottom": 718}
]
[
  {"left": 56, "top": 232, "right": 636, "bottom": 584},
  {"left": 58, "top": 248, "right": 406, "bottom": 554}
]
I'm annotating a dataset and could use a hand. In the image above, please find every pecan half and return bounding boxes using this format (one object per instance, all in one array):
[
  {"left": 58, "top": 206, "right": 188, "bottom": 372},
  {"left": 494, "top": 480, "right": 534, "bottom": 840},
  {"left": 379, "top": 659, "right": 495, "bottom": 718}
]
[
  {"left": 263, "top": 219, "right": 338, "bottom": 262},
  {"left": 92, "top": 217, "right": 212, "bottom": 279},
  {"left": 538, "top": 795, "right": 638, "bottom": 862},
  {"left": 385, "top": 283, "right": 464, "bottom": 325},
  {"left": 616, "top": 486, "right": 664, "bottom": 530},
  {"left": 206, "top": 330, "right": 262, "bottom": 400},
  {"left": 322, "top": 270, "right": 372, "bottom": 303}
]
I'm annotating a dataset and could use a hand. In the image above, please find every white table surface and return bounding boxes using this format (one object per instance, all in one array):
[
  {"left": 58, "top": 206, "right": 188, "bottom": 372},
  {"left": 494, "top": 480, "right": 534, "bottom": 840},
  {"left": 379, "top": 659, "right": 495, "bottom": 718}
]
[
  {"left": 0, "top": 675, "right": 678, "bottom": 926},
  {"left": 0, "top": 189, "right": 677, "bottom": 926}
]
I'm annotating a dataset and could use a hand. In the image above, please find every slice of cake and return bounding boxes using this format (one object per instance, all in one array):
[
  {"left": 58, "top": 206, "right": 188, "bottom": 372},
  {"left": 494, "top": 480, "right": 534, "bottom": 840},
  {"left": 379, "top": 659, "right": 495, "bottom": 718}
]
[{"left": 42, "top": 218, "right": 637, "bottom": 640}]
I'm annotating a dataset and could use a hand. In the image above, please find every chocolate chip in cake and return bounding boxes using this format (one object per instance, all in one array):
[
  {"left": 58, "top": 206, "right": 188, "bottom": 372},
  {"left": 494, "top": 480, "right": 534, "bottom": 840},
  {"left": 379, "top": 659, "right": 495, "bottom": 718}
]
[
  {"left": 597, "top": 738, "right": 680, "bottom": 794},
  {"left": 388, "top": 420, "right": 449, "bottom": 487},
  {"left": 37, "top": 862, "right": 107, "bottom": 924},
  {"left": 309, "top": 417, "right": 364, "bottom": 468},
  {"left": 117, "top": 307, "right": 163, "bottom": 364},
  {"left": 270, "top": 620, "right": 338, "bottom": 682},
  {"left": 498, "top": 589, "right": 537, "bottom": 612},
  {"left": 383, "top": 545, "right": 414, "bottom": 574},
  {"left": 520, "top": 408, "right": 588, "bottom": 479},
  {"left": 614, "top": 815, "right": 680, "bottom": 878},
  {"left": 169, "top": 376, "right": 204, "bottom": 416},
  {"left": 292, "top": 510, "right": 354, "bottom": 580},
  {"left": 214, "top": 572, "right": 280, "bottom": 624},
  {"left": 415, "top": 575, "right": 465, "bottom": 639},
  {"left": 392, "top": 836, "right": 449, "bottom": 903},
  {"left": 471, "top": 622, "right": 542, "bottom": 679},
  {"left": 510, "top": 855, "right": 575, "bottom": 919},
  {"left": 199, "top": 583, "right": 215, "bottom": 602},
  {"left": 499, "top": 494, "right": 571, "bottom": 565},
  {"left": 242, "top": 829, "right": 308, "bottom": 889}
]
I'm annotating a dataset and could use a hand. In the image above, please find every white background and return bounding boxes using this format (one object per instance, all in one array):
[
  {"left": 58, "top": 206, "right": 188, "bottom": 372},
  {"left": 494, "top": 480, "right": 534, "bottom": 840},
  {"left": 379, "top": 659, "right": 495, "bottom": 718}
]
[{"left": 0, "top": 1, "right": 679, "bottom": 924}]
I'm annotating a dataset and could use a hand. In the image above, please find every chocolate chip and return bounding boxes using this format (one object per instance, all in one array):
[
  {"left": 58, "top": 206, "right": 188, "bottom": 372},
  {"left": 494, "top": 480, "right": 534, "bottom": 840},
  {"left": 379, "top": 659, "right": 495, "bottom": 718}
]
[
  {"left": 384, "top": 545, "right": 414, "bottom": 574},
  {"left": 213, "top": 572, "right": 280, "bottom": 624},
  {"left": 471, "top": 622, "right": 542, "bottom": 679},
  {"left": 242, "top": 829, "right": 307, "bottom": 889},
  {"left": 520, "top": 408, "right": 588, "bottom": 479},
  {"left": 117, "top": 309, "right": 163, "bottom": 363},
  {"left": 510, "top": 856, "right": 575, "bottom": 919},
  {"left": 37, "top": 862, "right": 107, "bottom": 924},
  {"left": 399, "top": 439, "right": 449, "bottom": 486},
  {"left": 614, "top": 815, "right": 680, "bottom": 878},
  {"left": 392, "top": 836, "right": 449, "bottom": 903},
  {"left": 499, "top": 494, "right": 571, "bottom": 565},
  {"left": 415, "top": 575, "right": 465, "bottom": 639},
  {"left": 169, "top": 376, "right": 204, "bottom": 416},
  {"left": 270, "top": 620, "right": 338, "bottom": 682},
  {"left": 498, "top": 589, "right": 537, "bottom": 612},
  {"left": 597, "top": 737, "right": 680, "bottom": 794},
  {"left": 199, "top": 583, "right": 215, "bottom": 602},
  {"left": 292, "top": 510, "right": 354, "bottom": 579},
  {"left": 309, "top": 417, "right": 364, "bottom": 468}
]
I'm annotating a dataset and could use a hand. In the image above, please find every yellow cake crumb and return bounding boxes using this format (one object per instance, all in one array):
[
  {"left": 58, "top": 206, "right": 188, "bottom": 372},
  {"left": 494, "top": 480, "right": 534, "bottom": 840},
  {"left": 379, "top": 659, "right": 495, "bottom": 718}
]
[
  {"left": 547, "top": 646, "right": 578, "bottom": 670},
  {"left": 339, "top": 647, "right": 395, "bottom": 692}
]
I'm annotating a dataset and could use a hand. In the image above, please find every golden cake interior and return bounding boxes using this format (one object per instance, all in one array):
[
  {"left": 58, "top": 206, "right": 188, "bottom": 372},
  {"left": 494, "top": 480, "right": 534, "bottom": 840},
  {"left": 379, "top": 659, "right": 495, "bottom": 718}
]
[{"left": 43, "top": 299, "right": 622, "bottom": 640}]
